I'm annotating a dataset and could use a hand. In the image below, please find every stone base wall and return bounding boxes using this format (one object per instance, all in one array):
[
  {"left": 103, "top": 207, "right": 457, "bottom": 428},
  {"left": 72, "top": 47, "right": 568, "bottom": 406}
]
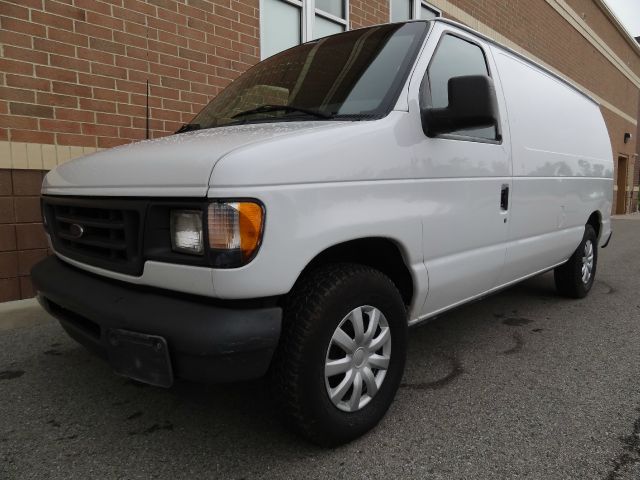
[{"left": 0, "top": 169, "right": 49, "bottom": 302}]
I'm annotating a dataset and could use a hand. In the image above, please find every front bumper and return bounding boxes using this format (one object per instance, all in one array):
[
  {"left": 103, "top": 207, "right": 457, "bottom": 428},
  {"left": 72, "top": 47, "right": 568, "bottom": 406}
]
[{"left": 31, "top": 256, "right": 282, "bottom": 385}]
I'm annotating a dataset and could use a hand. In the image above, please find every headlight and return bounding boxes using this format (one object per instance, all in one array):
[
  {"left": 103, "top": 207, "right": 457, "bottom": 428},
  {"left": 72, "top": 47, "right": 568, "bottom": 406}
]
[
  {"left": 170, "top": 210, "right": 204, "bottom": 255},
  {"left": 208, "top": 201, "right": 264, "bottom": 267},
  {"left": 167, "top": 201, "right": 264, "bottom": 266}
]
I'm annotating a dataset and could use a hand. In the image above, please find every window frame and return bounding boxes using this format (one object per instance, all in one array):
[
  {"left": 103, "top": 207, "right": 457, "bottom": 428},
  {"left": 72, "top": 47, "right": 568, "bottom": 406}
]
[
  {"left": 260, "top": 0, "right": 349, "bottom": 60},
  {"left": 416, "top": 1, "right": 440, "bottom": 20},
  {"left": 390, "top": 0, "right": 441, "bottom": 22},
  {"left": 420, "top": 30, "right": 503, "bottom": 145}
]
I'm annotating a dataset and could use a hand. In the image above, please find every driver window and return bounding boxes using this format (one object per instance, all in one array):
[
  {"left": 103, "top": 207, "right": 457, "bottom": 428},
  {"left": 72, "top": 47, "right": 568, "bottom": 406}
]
[{"left": 425, "top": 34, "right": 497, "bottom": 140}]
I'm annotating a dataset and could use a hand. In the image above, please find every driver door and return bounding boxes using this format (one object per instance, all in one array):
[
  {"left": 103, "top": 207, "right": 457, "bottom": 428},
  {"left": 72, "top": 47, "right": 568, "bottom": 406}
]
[{"left": 411, "top": 28, "right": 514, "bottom": 317}]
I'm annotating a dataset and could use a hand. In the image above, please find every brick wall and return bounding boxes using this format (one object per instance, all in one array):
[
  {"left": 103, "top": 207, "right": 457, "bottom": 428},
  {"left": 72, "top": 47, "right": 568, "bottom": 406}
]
[
  {"left": 0, "top": 169, "right": 49, "bottom": 302},
  {"left": 350, "top": 0, "right": 388, "bottom": 29},
  {"left": 0, "top": 0, "right": 260, "bottom": 149},
  {"left": 564, "top": 0, "right": 640, "bottom": 79}
]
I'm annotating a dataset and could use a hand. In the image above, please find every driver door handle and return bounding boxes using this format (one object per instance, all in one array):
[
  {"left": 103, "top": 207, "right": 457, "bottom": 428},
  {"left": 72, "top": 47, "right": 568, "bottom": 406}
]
[{"left": 500, "top": 184, "right": 509, "bottom": 211}]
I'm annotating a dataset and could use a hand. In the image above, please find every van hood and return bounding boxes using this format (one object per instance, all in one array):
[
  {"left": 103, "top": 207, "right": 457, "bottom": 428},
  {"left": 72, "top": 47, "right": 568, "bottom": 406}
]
[{"left": 43, "top": 122, "right": 346, "bottom": 197}]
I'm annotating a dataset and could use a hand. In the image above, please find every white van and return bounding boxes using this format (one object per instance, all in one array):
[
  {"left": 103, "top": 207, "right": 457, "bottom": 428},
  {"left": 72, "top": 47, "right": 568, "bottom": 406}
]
[{"left": 32, "top": 19, "right": 613, "bottom": 446}]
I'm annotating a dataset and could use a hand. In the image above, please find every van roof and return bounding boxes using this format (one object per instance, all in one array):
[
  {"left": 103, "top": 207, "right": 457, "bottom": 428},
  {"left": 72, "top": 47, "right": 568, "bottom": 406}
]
[{"left": 426, "top": 18, "right": 599, "bottom": 105}]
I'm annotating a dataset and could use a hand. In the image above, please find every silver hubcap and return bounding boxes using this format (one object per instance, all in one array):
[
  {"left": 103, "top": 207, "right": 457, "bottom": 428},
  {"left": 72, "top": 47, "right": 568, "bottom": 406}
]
[
  {"left": 581, "top": 239, "right": 594, "bottom": 284},
  {"left": 324, "top": 305, "right": 391, "bottom": 413}
]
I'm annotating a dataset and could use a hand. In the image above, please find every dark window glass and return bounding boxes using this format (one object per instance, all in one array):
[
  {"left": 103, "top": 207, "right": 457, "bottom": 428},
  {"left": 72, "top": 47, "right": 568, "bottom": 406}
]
[
  {"left": 426, "top": 34, "right": 496, "bottom": 140},
  {"left": 189, "top": 22, "right": 427, "bottom": 130}
]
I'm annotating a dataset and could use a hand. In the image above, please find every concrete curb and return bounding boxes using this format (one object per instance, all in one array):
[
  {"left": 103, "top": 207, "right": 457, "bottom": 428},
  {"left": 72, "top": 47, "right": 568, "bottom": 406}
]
[
  {"left": 0, "top": 298, "right": 39, "bottom": 313},
  {"left": 0, "top": 298, "right": 52, "bottom": 332},
  {"left": 612, "top": 214, "right": 640, "bottom": 220}
]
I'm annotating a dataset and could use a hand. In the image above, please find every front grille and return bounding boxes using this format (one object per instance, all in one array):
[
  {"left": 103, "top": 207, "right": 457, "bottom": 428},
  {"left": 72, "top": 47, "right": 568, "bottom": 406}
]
[{"left": 43, "top": 197, "right": 145, "bottom": 276}]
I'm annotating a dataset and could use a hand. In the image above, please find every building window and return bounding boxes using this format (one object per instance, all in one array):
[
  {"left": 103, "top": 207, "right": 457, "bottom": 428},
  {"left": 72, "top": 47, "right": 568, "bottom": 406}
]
[
  {"left": 261, "top": 0, "right": 349, "bottom": 59},
  {"left": 390, "top": 0, "right": 440, "bottom": 22}
]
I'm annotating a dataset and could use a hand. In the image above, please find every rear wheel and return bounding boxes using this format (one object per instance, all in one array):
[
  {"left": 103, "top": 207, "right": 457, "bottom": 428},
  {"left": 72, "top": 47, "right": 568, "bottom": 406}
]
[
  {"left": 554, "top": 224, "right": 598, "bottom": 298},
  {"left": 271, "top": 263, "right": 407, "bottom": 446}
]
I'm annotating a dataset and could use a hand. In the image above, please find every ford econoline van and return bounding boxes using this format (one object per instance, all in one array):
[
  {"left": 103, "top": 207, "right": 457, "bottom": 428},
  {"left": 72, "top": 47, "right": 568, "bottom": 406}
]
[{"left": 32, "top": 19, "right": 613, "bottom": 446}]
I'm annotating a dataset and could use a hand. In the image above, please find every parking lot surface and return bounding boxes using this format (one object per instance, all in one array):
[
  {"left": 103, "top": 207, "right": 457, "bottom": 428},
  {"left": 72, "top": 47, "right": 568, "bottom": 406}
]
[{"left": 1, "top": 217, "right": 640, "bottom": 479}]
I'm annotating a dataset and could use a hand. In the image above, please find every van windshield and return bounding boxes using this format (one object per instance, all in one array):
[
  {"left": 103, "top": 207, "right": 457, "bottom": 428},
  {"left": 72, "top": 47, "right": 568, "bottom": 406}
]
[{"left": 185, "top": 22, "right": 427, "bottom": 131}]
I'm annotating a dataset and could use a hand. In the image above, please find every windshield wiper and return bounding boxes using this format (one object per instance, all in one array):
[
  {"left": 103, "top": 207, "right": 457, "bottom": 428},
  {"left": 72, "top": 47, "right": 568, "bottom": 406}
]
[
  {"left": 175, "top": 123, "right": 201, "bottom": 134},
  {"left": 231, "top": 104, "right": 332, "bottom": 120}
]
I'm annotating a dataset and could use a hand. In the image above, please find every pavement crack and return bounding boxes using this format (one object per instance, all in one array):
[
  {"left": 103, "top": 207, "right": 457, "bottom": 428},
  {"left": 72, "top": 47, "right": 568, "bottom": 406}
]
[{"left": 401, "top": 355, "right": 464, "bottom": 391}]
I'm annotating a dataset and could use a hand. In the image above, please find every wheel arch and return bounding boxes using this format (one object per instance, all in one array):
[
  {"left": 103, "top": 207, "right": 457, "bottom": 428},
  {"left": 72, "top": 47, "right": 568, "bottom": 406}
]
[
  {"left": 587, "top": 210, "right": 602, "bottom": 240},
  {"left": 293, "top": 237, "right": 415, "bottom": 308}
]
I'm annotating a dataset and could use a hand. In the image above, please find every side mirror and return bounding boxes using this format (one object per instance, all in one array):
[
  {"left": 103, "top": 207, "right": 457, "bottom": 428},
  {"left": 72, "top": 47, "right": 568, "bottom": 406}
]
[{"left": 421, "top": 75, "right": 499, "bottom": 137}]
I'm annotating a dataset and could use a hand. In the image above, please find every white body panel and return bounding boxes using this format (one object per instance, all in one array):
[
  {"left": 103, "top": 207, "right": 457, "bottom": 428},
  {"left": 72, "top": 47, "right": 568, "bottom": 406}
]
[
  {"left": 43, "top": 122, "right": 348, "bottom": 197},
  {"left": 492, "top": 49, "right": 613, "bottom": 284},
  {"left": 41, "top": 20, "right": 613, "bottom": 324}
]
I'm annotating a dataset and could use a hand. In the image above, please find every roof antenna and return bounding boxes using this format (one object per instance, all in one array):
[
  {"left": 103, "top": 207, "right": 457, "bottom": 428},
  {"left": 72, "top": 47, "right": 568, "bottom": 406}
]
[{"left": 145, "top": 80, "right": 150, "bottom": 140}]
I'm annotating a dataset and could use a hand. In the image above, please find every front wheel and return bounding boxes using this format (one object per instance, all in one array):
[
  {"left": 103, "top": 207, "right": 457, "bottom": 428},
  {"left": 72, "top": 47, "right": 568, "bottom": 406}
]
[
  {"left": 554, "top": 224, "right": 598, "bottom": 298},
  {"left": 271, "top": 263, "right": 407, "bottom": 446}
]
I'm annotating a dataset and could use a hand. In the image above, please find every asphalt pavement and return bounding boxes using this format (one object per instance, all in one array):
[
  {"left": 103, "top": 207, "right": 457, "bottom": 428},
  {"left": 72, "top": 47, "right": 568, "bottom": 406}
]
[{"left": 1, "top": 217, "right": 639, "bottom": 479}]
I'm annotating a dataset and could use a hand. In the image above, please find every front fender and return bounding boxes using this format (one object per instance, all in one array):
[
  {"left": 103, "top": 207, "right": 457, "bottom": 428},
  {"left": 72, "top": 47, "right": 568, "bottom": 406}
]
[{"left": 208, "top": 181, "right": 428, "bottom": 308}]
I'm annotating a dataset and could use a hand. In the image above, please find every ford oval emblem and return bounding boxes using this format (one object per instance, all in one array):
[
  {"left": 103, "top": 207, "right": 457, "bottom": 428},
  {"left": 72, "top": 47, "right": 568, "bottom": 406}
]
[{"left": 69, "top": 223, "right": 84, "bottom": 239}]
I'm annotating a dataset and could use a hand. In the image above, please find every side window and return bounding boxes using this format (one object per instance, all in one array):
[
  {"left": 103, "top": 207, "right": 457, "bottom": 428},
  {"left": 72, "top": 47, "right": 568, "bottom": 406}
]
[{"left": 425, "top": 34, "right": 497, "bottom": 140}]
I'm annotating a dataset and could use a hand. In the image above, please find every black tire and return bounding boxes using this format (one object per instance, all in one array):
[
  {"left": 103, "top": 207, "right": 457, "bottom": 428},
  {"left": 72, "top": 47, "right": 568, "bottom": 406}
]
[
  {"left": 271, "top": 263, "right": 407, "bottom": 447},
  {"left": 554, "top": 224, "right": 598, "bottom": 298}
]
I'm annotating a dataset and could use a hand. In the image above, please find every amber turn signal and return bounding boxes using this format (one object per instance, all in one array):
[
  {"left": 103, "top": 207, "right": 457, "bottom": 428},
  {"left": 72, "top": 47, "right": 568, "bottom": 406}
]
[{"left": 208, "top": 201, "right": 265, "bottom": 264}]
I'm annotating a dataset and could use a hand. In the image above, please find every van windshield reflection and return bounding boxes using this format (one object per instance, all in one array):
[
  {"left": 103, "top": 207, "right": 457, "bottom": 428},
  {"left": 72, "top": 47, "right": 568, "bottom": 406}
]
[{"left": 181, "top": 22, "right": 427, "bottom": 132}]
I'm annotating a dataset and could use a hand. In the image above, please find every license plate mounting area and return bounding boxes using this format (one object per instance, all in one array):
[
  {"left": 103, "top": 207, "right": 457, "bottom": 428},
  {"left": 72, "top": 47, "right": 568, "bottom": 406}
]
[{"left": 106, "top": 329, "right": 173, "bottom": 388}]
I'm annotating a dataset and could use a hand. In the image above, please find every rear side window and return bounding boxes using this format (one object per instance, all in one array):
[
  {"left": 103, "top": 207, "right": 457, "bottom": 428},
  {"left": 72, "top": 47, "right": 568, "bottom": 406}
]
[{"left": 425, "top": 34, "right": 497, "bottom": 140}]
